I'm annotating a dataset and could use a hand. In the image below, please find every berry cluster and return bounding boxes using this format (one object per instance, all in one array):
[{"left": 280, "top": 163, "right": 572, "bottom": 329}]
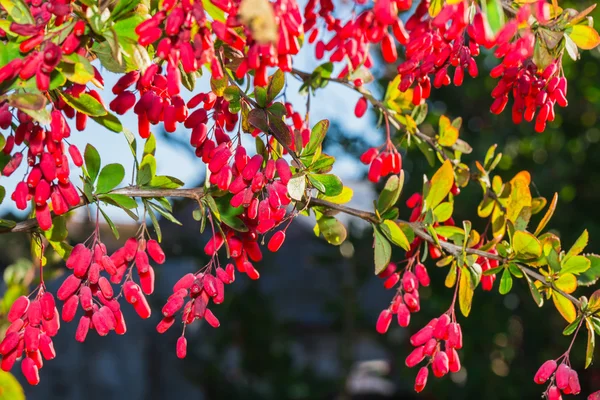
[
  {"left": 377, "top": 260, "right": 430, "bottom": 331},
  {"left": 157, "top": 263, "right": 234, "bottom": 357},
  {"left": 534, "top": 359, "right": 581, "bottom": 398},
  {"left": 360, "top": 146, "right": 402, "bottom": 183},
  {"left": 406, "top": 314, "right": 463, "bottom": 392},
  {"left": 490, "top": 60, "right": 567, "bottom": 133},
  {"left": 5, "top": 110, "right": 83, "bottom": 230},
  {"left": 57, "top": 235, "right": 165, "bottom": 343},
  {"left": 305, "top": 0, "right": 412, "bottom": 77},
  {"left": 135, "top": 0, "right": 220, "bottom": 83},
  {"left": 0, "top": 289, "right": 59, "bottom": 385},
  {"left": 395, "top": 0, "right": 488, "bottom": 105}
]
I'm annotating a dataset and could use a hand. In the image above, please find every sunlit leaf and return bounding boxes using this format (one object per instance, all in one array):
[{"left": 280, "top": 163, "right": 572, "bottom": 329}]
[
  {"left": 552, "top": 292, "right": 577, "bottom": 323},
  {"left": 424, "top": 159, "right": 454, "bottom": 210}
]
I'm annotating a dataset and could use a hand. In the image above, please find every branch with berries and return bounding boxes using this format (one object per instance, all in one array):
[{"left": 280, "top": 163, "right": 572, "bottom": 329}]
[{"left": 0, "top": 0, "right": 600, "bottom": 397}]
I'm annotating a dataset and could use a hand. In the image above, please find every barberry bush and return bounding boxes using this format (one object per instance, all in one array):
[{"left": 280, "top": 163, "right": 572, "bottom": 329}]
[{"left": 0, "top": 0, "right": 599, "bottom": 396}]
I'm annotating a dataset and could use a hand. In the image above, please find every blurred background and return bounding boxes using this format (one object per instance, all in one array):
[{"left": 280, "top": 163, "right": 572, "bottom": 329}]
[{"left": 1, "top": 1, "right": 600, "bottom": 399}]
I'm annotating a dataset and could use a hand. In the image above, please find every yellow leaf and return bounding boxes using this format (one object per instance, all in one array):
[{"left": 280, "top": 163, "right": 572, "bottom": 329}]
[
  {"left": 320, "top": 186, "right": 353, "bottom": 204},
  {"left": 534, "top": 192, "right": 558, "bottom": 236},
  {"left": 552, "top": 292, "right": 577, "bottom": 323},
  {"left": 382, "top": 220, "right": 410, "bottom": 251},
  {"left": 425, "top": 159, "right": 454, "bottom": 210},
  {"left": 555, "top": 273, "right": 577, "bottom": 294},
  {"left": 0, "top": 371, "right": 25, "bottom": 400},
  {"left": 569, "top": 25, "right": 600, "bottom": 50},
  {"left": 384, "top": 75, "right": 414, "bottom": 113},
  {"left": 438, "top": 115, "right": 459, "bottom": 147},
  {"left": 428, "top": 0, "right": 443, "bottom": 17},
  {"left": 506, "top": 171, "right": 532, "bottom": 224},
  {"left": 239, "top": 0, "right": 277, "bottom": 44}
]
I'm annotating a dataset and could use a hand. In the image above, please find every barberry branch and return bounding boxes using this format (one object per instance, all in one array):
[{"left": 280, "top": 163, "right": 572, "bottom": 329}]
[{"left": 1, "top": 186, "right": 582, "bottom": 308}]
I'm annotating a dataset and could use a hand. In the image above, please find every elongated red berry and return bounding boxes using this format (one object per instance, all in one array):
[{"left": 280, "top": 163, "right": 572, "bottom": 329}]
[
  {"left": 405, "top": 345, "right": 425, "bottom": 367},
  {"left": 432, "top": 351, "right": 449, "bottom": 377},
  {"left": 414, "top": 366, "right": 429, "bottom": 393},
  {"left": 147, "top": 240, "right": 165, "bottom": 264},
  {"left": 21, "top": 357, "right": 40, "bottom": 385},
  {"left": 376, "top": 309, "right": 392, "bottom": 334},
  {"left": 7, "top": 296, "right": 30, "bottom": 322},
  {"left": 176, "top": 336, "right": 187, "bottom": 359},
  {"left": 57, "top": 275, "right": 81, "bottom": 301},
  {"left": 268, "top": 231, "right": 286, "bottom": 252},
  {"left": 534, "top": 359, "right": 557, "bottom": 384}
]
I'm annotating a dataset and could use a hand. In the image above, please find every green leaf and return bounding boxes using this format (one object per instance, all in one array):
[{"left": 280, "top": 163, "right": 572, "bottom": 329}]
[
  {"left": 377, "top": 172, "right": 404, "bottom": 214},
  {"left": 512, "top": 230, "right": 542, "bottom": 259},
  {"left": 99, "top": 194, "right": 138, "bottom": 209},
  {"left": 563, "top": 317, "right": 581, "bottom": 336},
  {"left": 59, "top": 93, "right": 107, "bottom": 117},
  {"left": 0, "top": 185, "right": 5, "bottom": 204},
  {"left": 96, "top": 164, "right": 125, "bottom": 194},
  {"left": 148, "top": 201, "right": 182, "bottom": 225},
  {"left": 202, "top": 0, "right": 226, "bottom": 21},
  {"left": 380, "top": 220, "right": 410, "bottom": 251},
  {"left": 287, "top": 175, "right": 306, "bottom": 201},
  {"left": 308, "top": 174, "right": 343, "bottom": 196},
  {"left": 110, "top": 0, "right": 141, "bottom": 20},
  {"left": 499, "top": 268, "right": 513, "bottom": 295},
  {"left": 317, "top": 216, "right": 347, "bottom": 246},
  {"left": 0, "top": 0, "right": 34, "bottom": 24},
  {"left": 0, "top": 371, "right": 25, "bottom": 400},
  {"left": 434, "top": 226, "right": 465, "bottom": 243},
  {"left": 84, "top": 144, "right": 101, "bottom": 183},
  {"left": 43, "top": 216, "right": 68, "bottom": 242},
  {"left": 146, "top": 204, "right": 162, "bottom": 241},
  {"left": 137, "top": 154, "right": 156, "bottom": 186},
  {"left": 91, "top": 111, "right": 123, "bottom": 133},
  {"left": 586, "top": 319, "right": 596, "bottom": 368},
  {"left": 373, "top": 226, "right": 392, "bottom": 274},
  {"left": 561, "top": 255, "right": 591, "bottom": 275},
  {"left": 411, "top": 103, "right": 428, "bottom": 125},
  {"left": 304, "top": 119, "right": 329, "bottom": 157},
  {"left": 266, "top": 69, "right": 285, "bottom": 103},
  {"left": 578, "top": 255, "right": 600, "bottom": 286},
  {"left": 99, "top": 207, "right": 119, "bottom": 239},
  {"left": 566, "top": 230, "right": 588, "bottom": 260},
  {"left": 213, "top": 196, "right": 247, "bottom": 232},
  {"left": 143, "top": 134, "right": 156, "bottom": 156},
  {"left": 459, "top": 267, "right": 475, "bottom": 317},
  {"left": 148, "top": 175, "right": 184, "bottom": 189},
  {"left": 485, "top": 0, "right": 505, "bottom": 34},
  {"left": 524, "top": 273, "right": 544, "bottom": 307},
  {"left": 425, "top": 159, "right": 454, "bottom": 210},
  {"left": 433, "top": 201, "right": 453, "bottom": 223}
]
